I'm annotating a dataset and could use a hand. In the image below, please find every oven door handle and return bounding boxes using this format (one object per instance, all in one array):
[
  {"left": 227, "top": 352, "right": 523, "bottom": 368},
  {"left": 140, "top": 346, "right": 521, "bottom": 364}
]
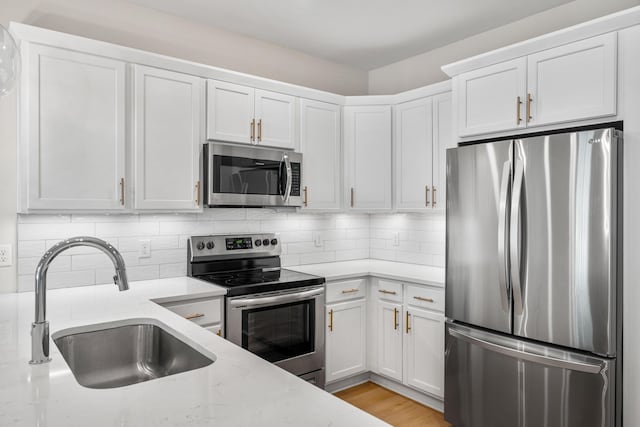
[{"left": 228, "top": 287, "right": 324, "bottom": 309}]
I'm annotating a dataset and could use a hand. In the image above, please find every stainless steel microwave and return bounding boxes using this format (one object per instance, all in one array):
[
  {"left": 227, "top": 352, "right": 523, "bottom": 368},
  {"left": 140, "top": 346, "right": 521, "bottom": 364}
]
[{"left": 203, "top": 143, "right": 303, "bottom": 208}]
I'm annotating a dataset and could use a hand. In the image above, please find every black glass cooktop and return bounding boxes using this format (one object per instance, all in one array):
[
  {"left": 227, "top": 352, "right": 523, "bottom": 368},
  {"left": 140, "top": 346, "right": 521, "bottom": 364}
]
[{"left": 197, "top": 268, "right": 325, "bottom": 297}]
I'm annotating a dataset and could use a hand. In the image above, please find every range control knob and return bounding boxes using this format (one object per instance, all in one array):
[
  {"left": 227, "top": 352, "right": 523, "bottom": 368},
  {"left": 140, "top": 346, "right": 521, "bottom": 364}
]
[
  {"left": 196, "top": 241, "right": 205, "bottom": 251},
  {"left": 206, "top": 241, "right": 215, "bottom": 250},
  {"left": 255, "top": 239, "right": 262, "bottom": 247},
  {"left": 270, "top": 238, "right": 278, "bottom": 246},
  {"left": 262, "top": 239, "right": 270, "bottom": 246}
]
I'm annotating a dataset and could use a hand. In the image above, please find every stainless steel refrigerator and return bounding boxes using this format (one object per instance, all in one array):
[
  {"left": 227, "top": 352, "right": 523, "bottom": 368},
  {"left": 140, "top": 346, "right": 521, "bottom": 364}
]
[{"left": 444, "top": 127, "right": 622, "bottom": 427}]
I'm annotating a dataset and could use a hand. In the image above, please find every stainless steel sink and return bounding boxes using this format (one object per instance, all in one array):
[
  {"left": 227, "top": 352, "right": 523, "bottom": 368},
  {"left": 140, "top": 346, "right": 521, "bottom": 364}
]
[{"left": 53, "top": 320, "right": 215, "bottom": 389}]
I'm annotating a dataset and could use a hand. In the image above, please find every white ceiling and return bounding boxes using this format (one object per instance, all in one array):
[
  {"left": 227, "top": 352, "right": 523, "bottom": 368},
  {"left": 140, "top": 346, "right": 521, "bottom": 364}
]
[{"left": 127, "top": 0, "right": 572, "bottom": 70}]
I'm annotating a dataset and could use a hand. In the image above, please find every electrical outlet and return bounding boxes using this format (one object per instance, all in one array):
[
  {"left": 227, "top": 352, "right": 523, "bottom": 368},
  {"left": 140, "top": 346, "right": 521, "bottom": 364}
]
[
  {"left": 313, "top": 232, "right": 323, "bottom": 248},
  {"left": 0, "top": 244, "right": 12, "bottom": 267},
  {"left": 139, "top": 239, "right": 151, "bottom": 258},
  {"left": 393, "top": 232, "right": 400, "bottom": 247}
]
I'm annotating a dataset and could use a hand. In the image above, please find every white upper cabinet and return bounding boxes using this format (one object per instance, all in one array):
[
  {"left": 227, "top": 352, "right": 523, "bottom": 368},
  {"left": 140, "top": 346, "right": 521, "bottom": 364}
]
[
  {"left": 394, "top": 91, "right": 453, "bottom": 212},
  {"left": 344, "top": 105, "right": 392, "bottom": 211},
  {"left": 133, "top": 66, "right": 203, "bottom": 211},
  {"left": 456, "top": 33, "right": 617, "bottom": 138},
  {"left": 527, "top": 33, "right": 617, "bottom": 127},
  {"left": 457, "top": 58, "right": 527, "bottom": 137},
  {"left": 394, "top": 98, "right": 433, "bottom": 211},
  {"left": 206, "top": 80, "right": 296, "bottom": 149},
  {"left": 254, "top": 89, "right": 296, "bottom": 149},
  {"left": 432, "top": 92, "right": 455, "bottom": 210},
  {"left": 22, "top": 44, "right": 126, "bottom": 211},
  {"left": 299, "top": 99, "right": 342, "bottom": 210}
]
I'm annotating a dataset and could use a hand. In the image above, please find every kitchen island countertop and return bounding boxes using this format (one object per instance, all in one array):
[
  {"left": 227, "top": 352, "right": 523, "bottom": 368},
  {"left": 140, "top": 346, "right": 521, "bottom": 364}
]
[{"left": 0, "top": 276, "right": 389, "bottom": 427}]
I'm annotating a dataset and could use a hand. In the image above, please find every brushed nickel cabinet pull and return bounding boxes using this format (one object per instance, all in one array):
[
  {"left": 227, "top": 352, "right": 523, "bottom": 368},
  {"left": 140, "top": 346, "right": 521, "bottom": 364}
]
[
  {"left": 250, "top": 119, "right": 255, "bottom": 142},
  {"left": 414, "top": 296, "right": 435, "bottom": 303},
  {"left": 303, "top": 186, "right": 308, "bottom": 207},
  {"left": 328, "top": 309, "right": 334, "bottom": 331},
  {"left": 516, "top": 96, "right": 523, "bottom": 124},
  {"left": 195, "top": 181, "right": 200, "bottom": 206},
  {"left": 378, "top": 289, "right": 397, "bottom": 295},
  {"left": 184, "top": 313, "right": 205, "bottom": 320},
  {"left": 257, "top": 119, "right": 262, "bottom": 142},
  {"left": 425, "top": 185, "right": 430, "bottom": 207},
  {"left": 393, "top": 307, "right": 399, "bottom": 330},
  {"left": 119, "top": 178, "right": 125, "bottom": 206},
  {"left": 432, "top": 186, "right": 437, "bottom": 208},
  {"left": 406, "top": 311, "right": 411, "bottom": 334},
  {"left": 527, "top": 93, "right": 533, "bottom": 122},
  {"left": 350, "top": 188, "right": 354, "bottom": 208},
  {"left": 341, "top": 288, "right": 359, "bottom": 294}
]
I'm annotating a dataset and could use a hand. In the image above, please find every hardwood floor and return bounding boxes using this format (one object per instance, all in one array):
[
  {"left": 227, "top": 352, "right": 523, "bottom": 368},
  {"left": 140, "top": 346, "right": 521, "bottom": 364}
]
[{"left": 334, "top": 382, "right": 451, "bottom": 427}]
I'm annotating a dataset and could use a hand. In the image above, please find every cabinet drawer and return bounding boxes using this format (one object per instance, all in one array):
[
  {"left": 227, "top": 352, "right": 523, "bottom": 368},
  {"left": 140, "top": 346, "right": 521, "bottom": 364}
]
[
  {"left": 376, "top": 279, "right": 403, "bottom": 302},
  {"left": 326, "top": 279, "right": 366, "bottom": 303},
  {"left": 405, "top": 285, "right": 444, "bottom": 312},
  {"left": 162, "top": 297, "right": 222, "bottom": 326}
]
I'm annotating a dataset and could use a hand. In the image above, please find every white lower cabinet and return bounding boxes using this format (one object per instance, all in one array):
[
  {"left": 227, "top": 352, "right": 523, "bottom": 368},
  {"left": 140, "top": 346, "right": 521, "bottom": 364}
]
[
  {"left": 372, "top": 279, "right": 445, "bottom": 399},
  {"left": 377, "top": 300, "right": 403, "bottom": 382},
  {"left": 404, "top": 305, "right": 444, "bottom": 397},
  {"left": 325, "top": 280, "right": 367, "bottom": 384}
]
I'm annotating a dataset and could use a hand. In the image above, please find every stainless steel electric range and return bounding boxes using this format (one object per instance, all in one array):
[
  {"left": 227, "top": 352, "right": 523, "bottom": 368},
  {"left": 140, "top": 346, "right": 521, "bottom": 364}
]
[{"left": 187, "top": 233, "right": 326, "bottom": 388}]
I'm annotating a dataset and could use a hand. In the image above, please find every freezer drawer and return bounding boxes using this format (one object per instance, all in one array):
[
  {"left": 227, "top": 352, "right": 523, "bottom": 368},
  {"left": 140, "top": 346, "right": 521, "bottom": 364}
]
[{"left": 445, "top": 322, "right": 616, "bottom": 427}]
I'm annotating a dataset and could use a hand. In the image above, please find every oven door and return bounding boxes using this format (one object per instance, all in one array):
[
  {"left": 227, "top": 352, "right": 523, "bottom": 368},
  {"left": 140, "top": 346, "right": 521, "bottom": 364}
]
[
  {"left": 226, "top": 286, "right": 324, "bottom": 377},
  {"left": 204, "top": 143, "right": 302, "bottom": 207}
]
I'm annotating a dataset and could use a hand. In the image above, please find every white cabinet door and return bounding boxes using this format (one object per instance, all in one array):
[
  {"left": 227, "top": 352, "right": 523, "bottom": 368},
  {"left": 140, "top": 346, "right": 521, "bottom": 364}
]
[
  {"left": 394, "top": 98, "right": 433, "bottom": 211},
  {"left": 432, "top": 92, "right": 455, "bottom": 211},
  {"left": 25, "top": 44, "right": 126, "bottom": 210},
  {"left": 326, "top": 299, "right": 367, "bottom": 383},
  {"left": 206, "top": 80, "right": 254, "bottom": 144},
  {"left": 344, "top": 105, "right": 392, "bottom": 211},
  {"left": 255, "top": 89, "right": 296, "bottom": 149},
  {"left": 527, "top": 33, "right": 617, "bottom": 127},
  {"left": 377, "top": 300, "right": 403, "bottom": 382},
  {"left": 299, "top": 99, "right": 341, "bottom": 210},
  {"left": 133, "top": 66, "right": 203, "bottom": 211},
  {"left": 457, "top": 58, "right": 527, "bottom": 137},
  {"left": 404, "top": 306, "right": 444, "bottom": 397}
]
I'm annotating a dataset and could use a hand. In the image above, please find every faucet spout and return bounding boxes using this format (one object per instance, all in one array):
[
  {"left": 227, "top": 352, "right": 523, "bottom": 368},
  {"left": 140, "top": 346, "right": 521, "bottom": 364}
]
[{"left": 30, "top": 236, "right": 129, "bottom": 364}]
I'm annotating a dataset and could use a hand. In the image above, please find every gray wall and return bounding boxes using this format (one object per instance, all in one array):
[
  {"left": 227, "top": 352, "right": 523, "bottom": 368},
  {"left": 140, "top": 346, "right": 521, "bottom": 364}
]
[{"left": 368, "top": 0, "right": 640, "bottom": 94}]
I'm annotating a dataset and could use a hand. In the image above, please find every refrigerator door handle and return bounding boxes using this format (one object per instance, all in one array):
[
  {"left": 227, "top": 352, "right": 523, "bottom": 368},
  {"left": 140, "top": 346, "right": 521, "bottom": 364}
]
[
  {"left": 510, "top": 158, "right": 525, "bottom": 314},
  {"left": 448, "top": 326, "right": 605, "bottom": 374},
  {"left": 497, "top": 161, "right": 511, "bottom": 312}
]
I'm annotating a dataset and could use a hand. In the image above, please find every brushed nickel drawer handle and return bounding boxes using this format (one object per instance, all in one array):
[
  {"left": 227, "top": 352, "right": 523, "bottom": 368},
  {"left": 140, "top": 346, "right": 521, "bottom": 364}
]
[
  {"left": 257, "top": 119, "right": 263, "bottom": 142},
  {"left": 406, "top": 311, "right": 411, "bottom": 334},
  {"left": 516, "top": 96, "right": 523, "bottom": 124},
  {"left": 184, "top": 313, "right": 205, "bottom": 320},
  {"left": 341, "top": 288, "right": 359, "bottom": 294},
  {"left": 527, "top": 93, "right": 533, "bottom": 123},
  {"left": 250, "top": 119, "right": 255, "bottom": 142},
  {"left": 378, "top": 289, "right": 397, "bottom": 295},
  {"left": 393, "top": 307, "right": 399, "bottom": 330},
  {"left": 328, "top": 309, "right": 334, "bottom": 332},
  {"left": 432, "top": 186, "right": 437, "bottom": 208},
  {"left": 425, "top": 185, "right": 430, "bottom": 207},
  {"left": 414, "top": 296, "right": 435, "bottom": 303}
]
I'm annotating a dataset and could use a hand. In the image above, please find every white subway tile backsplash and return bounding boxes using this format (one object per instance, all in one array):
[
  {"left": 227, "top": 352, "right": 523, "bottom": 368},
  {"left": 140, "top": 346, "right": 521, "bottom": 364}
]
[{"left": 17, "top": 211, "right": 444, "bottom": 291}]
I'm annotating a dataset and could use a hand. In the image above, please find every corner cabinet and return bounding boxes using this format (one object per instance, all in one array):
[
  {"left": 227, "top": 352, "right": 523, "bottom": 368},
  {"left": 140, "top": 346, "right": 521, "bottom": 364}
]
[
  {"left": 325, "top": 279, "right": 367, "bottom": 384},
  {"left": 133, "top": 65, "right": 203, "bottom": 211},
  {"left": 20, "top": 44, "right": 127, "bottom": 211},
  {"left": 299, "top": 99, "right": 342, "bottom": 210},
  {"left": 394, "top": 92, "right": 454, "bottom": 211},
  {"left": 343, "top": 106, "right": 392, "bottom": 211},
  {"left": 456, "top": 33, "right": 617, "bottom": 138},
  {"left": 206, "top": 80, "right": 296, "bottom": 149}
]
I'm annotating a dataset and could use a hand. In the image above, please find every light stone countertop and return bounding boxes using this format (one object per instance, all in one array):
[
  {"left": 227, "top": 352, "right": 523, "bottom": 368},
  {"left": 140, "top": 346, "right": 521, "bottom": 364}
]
[
  {"left": 0, "top": 276, "right": 389, "bottom": 427},
  {"left": 287, "top": 259, "right": 445, "bottom": 287}
]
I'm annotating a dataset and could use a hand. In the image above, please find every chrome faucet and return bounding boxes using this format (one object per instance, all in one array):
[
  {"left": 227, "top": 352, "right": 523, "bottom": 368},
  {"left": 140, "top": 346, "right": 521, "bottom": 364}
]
[{"left": 29, "top": 236, "right": 130, "bottom": 364}]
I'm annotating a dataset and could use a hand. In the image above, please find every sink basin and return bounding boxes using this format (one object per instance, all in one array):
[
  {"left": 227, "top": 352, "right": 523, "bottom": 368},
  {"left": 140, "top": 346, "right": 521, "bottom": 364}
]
[{"left": 53, "top": 320, "right": 215, "bottom": 389}]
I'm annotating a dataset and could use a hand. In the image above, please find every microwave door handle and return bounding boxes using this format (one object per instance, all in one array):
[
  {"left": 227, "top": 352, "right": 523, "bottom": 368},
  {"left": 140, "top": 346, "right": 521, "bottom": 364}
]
[{"left": 281, "top": 154, "right": 292, "bottom": 203}]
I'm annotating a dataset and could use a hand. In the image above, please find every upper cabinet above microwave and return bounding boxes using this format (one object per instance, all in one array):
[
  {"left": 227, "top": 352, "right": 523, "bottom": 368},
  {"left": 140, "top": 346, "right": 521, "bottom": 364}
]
[
  {"left": 456, "top": 33, "right": 617, "bottom": 138},
  {"left": 206, "top": 80, "right": 297, "bottom": 150}
]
